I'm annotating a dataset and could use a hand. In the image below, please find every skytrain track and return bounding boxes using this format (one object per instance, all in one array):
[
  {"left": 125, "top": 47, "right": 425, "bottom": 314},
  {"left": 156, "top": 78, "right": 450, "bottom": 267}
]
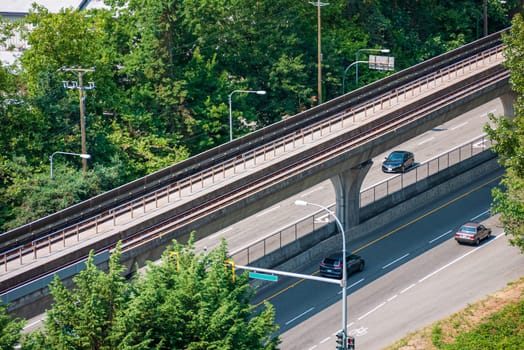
[{"left": 0, "top": 31, "right": 509, "bottom": 295}]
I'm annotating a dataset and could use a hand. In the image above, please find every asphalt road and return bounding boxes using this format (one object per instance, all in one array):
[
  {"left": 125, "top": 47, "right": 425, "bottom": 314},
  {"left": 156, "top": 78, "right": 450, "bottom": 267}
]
[
  {"left": 194, "top": 98, "right": 502, "bottom": 257},
  {"left": 23, "top": 99, "right": 505, "bottom": 333},
  {"left": 265, "top": 171, "right": 524, "bottom": 350}
]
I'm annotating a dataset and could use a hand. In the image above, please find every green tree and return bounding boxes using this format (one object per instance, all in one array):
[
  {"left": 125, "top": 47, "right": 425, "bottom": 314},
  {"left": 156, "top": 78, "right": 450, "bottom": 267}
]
[
  {"left": 113, "top": 239, "right": 280, "bottom": 349},
  {"left": 485, "top": 12, "right": 524, "bottom": 252},
  {"left": 29, "top": 244, "right": 130, "bottom": 349},
  {"left": 0, "top": 302, "right": 25, "bottom": 349}
]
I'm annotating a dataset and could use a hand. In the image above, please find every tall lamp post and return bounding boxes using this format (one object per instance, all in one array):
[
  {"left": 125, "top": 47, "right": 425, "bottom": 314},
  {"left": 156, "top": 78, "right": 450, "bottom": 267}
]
[
  {"left": 60, "top": 66, "right": 95, "bottom": 171},
  {"left": 309, "top": 1, "right": 329, "bottom": 105},
  {"left": 294, "top": 200, "right": 348, "bottom": 349},
  {"left": 355, "top": 48, "right": 390, "bottom": 87},
  {"left": 50, "top": 151, "right": 91, "bottom": 179},
  {"left": 228, "top": 90, "right": 266, "bottom": 142}
]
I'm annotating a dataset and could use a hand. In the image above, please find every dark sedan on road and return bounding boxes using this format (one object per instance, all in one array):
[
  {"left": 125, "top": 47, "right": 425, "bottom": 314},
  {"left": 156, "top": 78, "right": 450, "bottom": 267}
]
[
  {"left": 319, "top": 253, "right": 365, "bottom": 279},
  {"left": 382, "top": 150, "right": 415, "bottom": 173},
  {"left": 454, "top": 222, "right": 492, "bottom": 245}
]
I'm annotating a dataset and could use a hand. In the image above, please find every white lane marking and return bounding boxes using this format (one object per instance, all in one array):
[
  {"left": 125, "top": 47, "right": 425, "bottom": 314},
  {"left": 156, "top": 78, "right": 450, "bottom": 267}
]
[
  {"left": 350, "top": 326, "right": 369, "bottom": 336},
  {"left": 382, "top": 253, "right": 410, "bottom": 269},
  {"left": 419, "top": 233, "right": 502, "bottom": 283},
  {"left": 358, "top": 302, "right": 386, "bottom": 320},
  {"left": 338, "top": 278, "right": 364, "bottom": 295},
  {"left": 256, "top": 205, "right": 281, "bottom": 217},
  {"left": 451, "top": 121, "right": 469, "bottom": 130},
  {"left": 207, "top": 227, "right": 232, "bottom": 240},
  {"left": 319, "top": 337, "right": 331, "bottom": 344},
  {"left": 417, "top": 136, "right": 434, "bottom": 146},
  {"left": 24, "top": 318, "right": 44, "bottom": 330},
  {"left": 400, "top": 283, "right": 416, "bottom": 294},
  {"left": 308, "top": 346, "right": 318, "bottom": 350},
  {"left": 429, "top": 230, "right": 452, "bottom": 244},
  {"left": 285, "top": 307, "right": 314, "bottom": 325},
  {"left": 300, "top": 186, "right": 325, "bottom": 197},
  {"left": 470, "top": 210, "right": 490, "bottom": 221},
  {"left": 314, "top": 213, "right": 330, "bottom": 223},
  {"left": 387, "top": 294, "right": 398, "bottom": 302}
]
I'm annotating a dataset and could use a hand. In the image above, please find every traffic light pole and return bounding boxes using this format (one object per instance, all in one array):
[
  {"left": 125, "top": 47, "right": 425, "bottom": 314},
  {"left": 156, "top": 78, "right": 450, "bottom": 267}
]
[{"left": 232, "top": 262, "right": 353, "bottom": 349}]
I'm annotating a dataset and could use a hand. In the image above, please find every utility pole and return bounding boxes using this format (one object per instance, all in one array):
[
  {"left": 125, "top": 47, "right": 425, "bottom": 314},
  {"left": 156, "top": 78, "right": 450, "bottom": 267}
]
[
  {"left": 309, "top": 1, "right": 329, "bottom": 105},
  {"left": 61, "top": 67, "right": 95, "bottom": 171},
  {"left": 483, "top": 0, "right": 488, "bottom": 37}
]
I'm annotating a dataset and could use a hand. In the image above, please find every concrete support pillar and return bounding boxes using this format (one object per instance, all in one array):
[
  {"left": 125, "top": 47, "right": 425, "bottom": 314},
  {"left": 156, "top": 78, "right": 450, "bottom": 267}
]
[
  {"left": 330, "top": 160, "right": 373, "bottom": 234},
  {"left": 500, "top": 92, "right": 517, "bottom": 118}
]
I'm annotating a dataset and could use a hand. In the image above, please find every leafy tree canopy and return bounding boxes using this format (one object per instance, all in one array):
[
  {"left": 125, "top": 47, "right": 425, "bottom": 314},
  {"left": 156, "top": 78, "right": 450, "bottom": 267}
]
[
  {"left": 485, "top": 12, "right": 524, "bottom": 252},
  {"left": 23, "top": 239, "right": 279, "bottom": 349}
]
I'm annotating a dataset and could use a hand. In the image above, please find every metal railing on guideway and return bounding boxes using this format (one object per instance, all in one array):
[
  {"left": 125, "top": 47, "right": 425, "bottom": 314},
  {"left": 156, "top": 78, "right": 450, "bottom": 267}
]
[{"left": 230, "top": 134, "right": 493, "bottom": 265}]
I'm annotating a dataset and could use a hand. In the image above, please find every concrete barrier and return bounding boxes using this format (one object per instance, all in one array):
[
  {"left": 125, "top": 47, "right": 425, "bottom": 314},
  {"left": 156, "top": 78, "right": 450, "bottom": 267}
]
[{"left": 249, "top": 150, "right": 500, "bottom": 290}]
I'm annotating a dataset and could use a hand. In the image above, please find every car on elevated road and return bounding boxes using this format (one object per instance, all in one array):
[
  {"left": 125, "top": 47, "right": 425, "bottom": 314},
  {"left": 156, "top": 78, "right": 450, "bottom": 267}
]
[{"left": 382, "top": 150, "right": 415, "bottom": 173}]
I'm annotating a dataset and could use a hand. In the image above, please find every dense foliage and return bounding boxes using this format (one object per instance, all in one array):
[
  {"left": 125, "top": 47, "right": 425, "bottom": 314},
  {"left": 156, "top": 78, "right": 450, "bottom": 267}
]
[
  {"left": 0, "top": 302, "right": 24, "bottom": 349},
  {"left": 0, "top": 0, "right": 515, "bottom": 231},
  {"left": 485, "top": 11, "right": 524, "bottom": 252},
  {"left": 18, "top": 240, "right": 279, "bottom": 349}
]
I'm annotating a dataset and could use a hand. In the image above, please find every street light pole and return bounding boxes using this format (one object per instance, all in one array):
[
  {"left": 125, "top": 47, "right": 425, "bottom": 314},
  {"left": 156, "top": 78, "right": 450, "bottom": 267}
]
[
  {"left": 50, "top": 151, "right": 91, "bottom": 179},
  {"left": 309, "top": 1, "right": 329, "bottom": 105},
  {"left": 295, "top": 200, "right": 348, "bottom": 349},
  {"left": 342, "top": 61, "right": 367, "bottom": 94},
  {"left": 355, "top": 48, "right": 390, "bottom": 87},
  {"left": 228, "top": 90, "right": 266, "bottom": 142},
  {"left": 61, "top": 66, "right": 95, "bottom": 171}
]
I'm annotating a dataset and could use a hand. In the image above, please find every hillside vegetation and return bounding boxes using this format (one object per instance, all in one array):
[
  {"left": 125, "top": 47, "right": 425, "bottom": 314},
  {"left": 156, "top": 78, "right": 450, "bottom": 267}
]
[{"left": 384, "top": 277, "right": 524, "bottom": 350}]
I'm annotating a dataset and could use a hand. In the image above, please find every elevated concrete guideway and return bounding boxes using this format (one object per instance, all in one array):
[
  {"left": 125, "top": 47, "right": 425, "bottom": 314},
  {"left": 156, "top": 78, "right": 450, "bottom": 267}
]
[{"left": 0, "top": 31, "right": 516, "bottom": 319}]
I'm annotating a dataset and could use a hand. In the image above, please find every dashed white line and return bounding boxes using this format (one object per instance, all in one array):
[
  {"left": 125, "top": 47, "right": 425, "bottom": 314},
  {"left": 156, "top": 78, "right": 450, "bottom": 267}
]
[
  {"left": 387, "top": 294, "right": 398, "bottom": 302},
  {"left": 400, "top": 283, "right": 416, "bottom": 294},
  {"left": 451, "top": 121, "right": 469, "bottom": 130},
  {"left": 308, "top": 345, "right": 318, "bottom": 350},
  {"left": 314, "top": 213, "right": 330, "bottom": 223},
  {"left": 470, "top": 210, "right": 490, "bottom": 221},
  {"left": 207, "top": 227, "right": 232, "bottom": 240},
  {"left": 256, "top": 205, "right": 281, "bottom": 217},
  {"left": 358, "top": 302, "right": 386, "bottom": 320},
  {"left": 24, "top": 318, "right": 44, "bottom": 330},
  {"left": 382, "top": 253, "right": 409, "bottom": 269},
  {"left": 300, "top": 186, "right": 325, "bottom": 197},
  {"left": 319, "top": 337, "right": 331, "bottom": 344},
  {"left": 417, "top": 136, "right": 435, "bottom": 146},
  {"left": 338, "top": 278, "right": 364, "bottom": 295},
  {"left": 285, "top": 307, "right": 314, "bottom": 325},
  {"left": 429, "top": 230, "right": 452, "bottom": 243}
]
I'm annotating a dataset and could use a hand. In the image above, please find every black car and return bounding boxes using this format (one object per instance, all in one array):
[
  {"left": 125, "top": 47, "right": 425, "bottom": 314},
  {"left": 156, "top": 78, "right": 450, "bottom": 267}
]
[
  {"left": 382, "top": 150, "right": 415, "bottom": 173},
  {"left": 319, "top": 253, "right": 365, "bottom": 279}
]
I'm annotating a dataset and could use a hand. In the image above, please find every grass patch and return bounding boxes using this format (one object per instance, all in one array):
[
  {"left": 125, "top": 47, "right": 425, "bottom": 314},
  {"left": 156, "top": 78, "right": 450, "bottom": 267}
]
[{"left": 383, "top": 277, "right": 524, "bottom": 350}]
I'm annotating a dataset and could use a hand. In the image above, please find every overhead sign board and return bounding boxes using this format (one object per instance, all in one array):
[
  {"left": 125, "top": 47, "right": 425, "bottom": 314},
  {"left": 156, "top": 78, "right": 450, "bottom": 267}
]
[
  {"left": 249, "top": 271, "right": 278, "bottom": 282},
  {"left": 369, "top": 55, "right": 395, "bottom": 71}
]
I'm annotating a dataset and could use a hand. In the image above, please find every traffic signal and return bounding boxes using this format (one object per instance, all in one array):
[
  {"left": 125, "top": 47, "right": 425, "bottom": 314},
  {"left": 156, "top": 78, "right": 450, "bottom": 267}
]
[
  {"left": 335, "top": 331, "right": 344, "bottom": 350},
  {"left": 347, "top": 335, "right": 355, "bottom": 350}
]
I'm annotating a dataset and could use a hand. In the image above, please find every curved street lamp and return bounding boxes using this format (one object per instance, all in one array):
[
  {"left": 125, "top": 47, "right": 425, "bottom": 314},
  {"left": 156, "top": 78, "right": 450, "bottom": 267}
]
[
  {"left": 294, "top": 199, "right": 348, "bottom": 349},
  {"left": 50, "top": 151, "right": 91, "bottom": 179},
  {"left": 228, "top": 90, "right": 266, "bottom": 141},
  {"left": 355, "top": 48, "right": 390, "bottom": 87}
]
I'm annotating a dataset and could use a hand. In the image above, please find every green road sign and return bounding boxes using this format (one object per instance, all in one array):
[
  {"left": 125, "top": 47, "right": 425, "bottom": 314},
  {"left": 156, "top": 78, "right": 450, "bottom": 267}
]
[{"left": 249, "top": 271, "right": 278, "bottom": 282}]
